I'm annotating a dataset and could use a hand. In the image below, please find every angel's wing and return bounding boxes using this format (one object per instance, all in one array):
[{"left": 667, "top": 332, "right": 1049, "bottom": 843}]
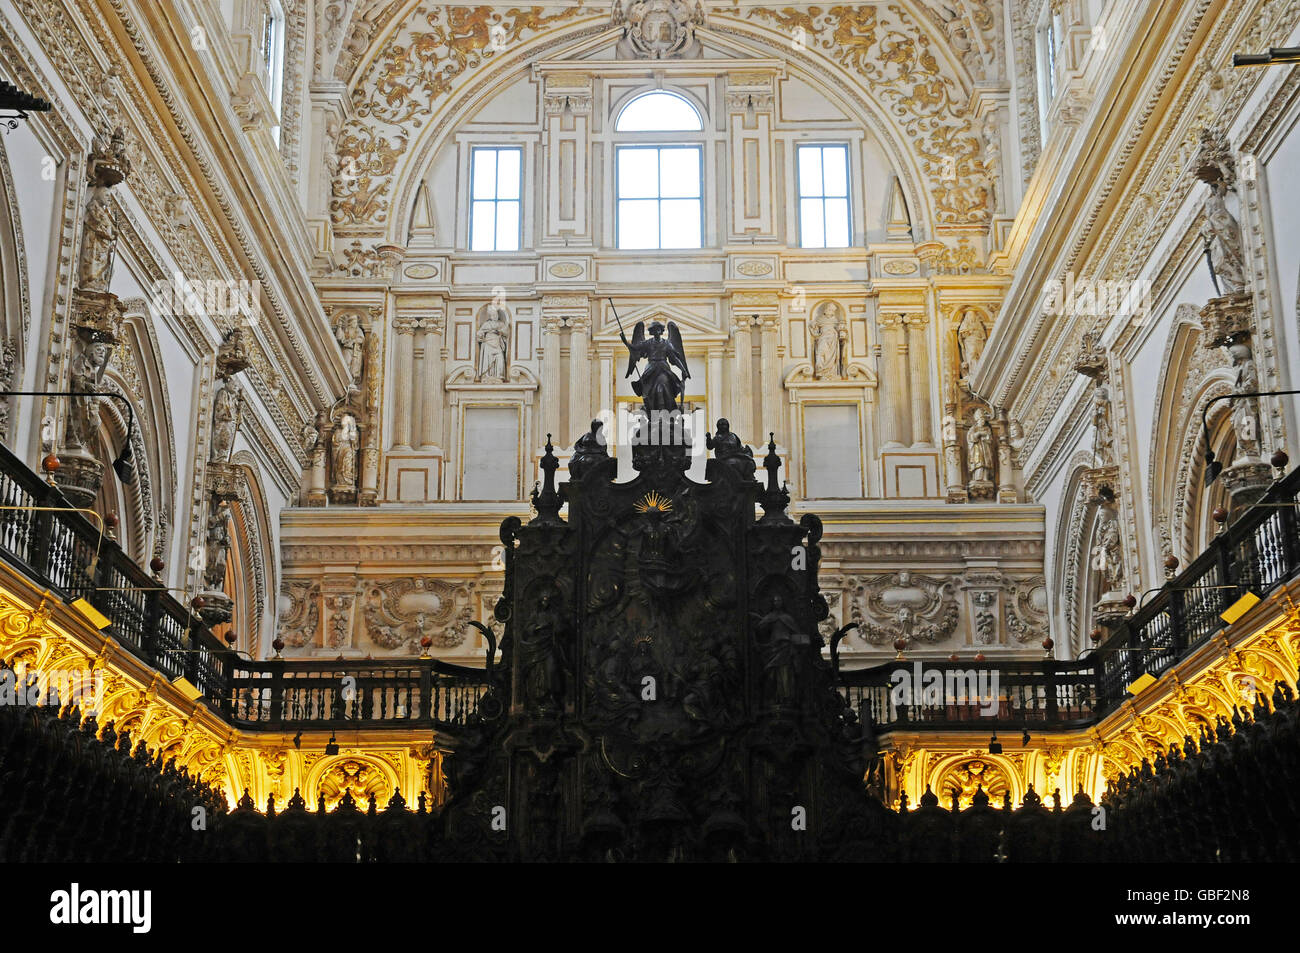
[
  {"left": 666, "top": 322, "right": 691, "bottom": 380},
  {"left": 624, "top": 321, "right": 645, "bottom": 378}
]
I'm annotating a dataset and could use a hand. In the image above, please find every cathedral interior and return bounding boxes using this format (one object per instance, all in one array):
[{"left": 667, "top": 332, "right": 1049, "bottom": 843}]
[{"left": 0, "top": 0, "right": 1299, "bottom": 880}]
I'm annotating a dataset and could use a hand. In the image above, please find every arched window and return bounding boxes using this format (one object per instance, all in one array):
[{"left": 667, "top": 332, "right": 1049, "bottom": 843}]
[
  {"left": 615, "top": 91, "right": 702, "bottom": 132},
  {"left": 614, "top": 91, "right": 703, "bottom": 250}
]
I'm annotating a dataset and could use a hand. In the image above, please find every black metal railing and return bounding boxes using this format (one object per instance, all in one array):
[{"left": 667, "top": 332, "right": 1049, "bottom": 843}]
[
  {"left": 838, "top": 657, "right": 1102, "bottom": 731},
  {"left": 0, "top": 442, "right": 493, "bottom": 730},
  {"left": 2, "top": 441, "right": 1296, "bottom": 734},
  {"left": 1091, "top": 466, "right": 1300, "bottom": 710},
  {"left": 0, "top": 441, "right": 228, "bottom": 701},
  {"left": 836, "top": 465, "right": 1300, "bottom": 730},
  {"left": 221, "top": 657, "right": 492, "bottom": 729}
]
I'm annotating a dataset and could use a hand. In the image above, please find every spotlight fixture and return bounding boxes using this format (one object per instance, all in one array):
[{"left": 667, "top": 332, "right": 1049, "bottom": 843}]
[
  {"left": 324, "top": 733, "right": 339, "bottom": 756},
  {"left": 1021, "top": 729, "right": 1031, "bottom": 746},
  {"left": 69, "top": 596, "right": 110, "bottom": 631},
  {"left": 292, "top": 730, "right": 303, "bottom": 750},
  {"left": 111, "top": 439, "right": 135, "bottom": 485},
  {"left": 1220, "top": 591, "right": 1261, "bottom": 625},
  {"left": 1127, "top": 672, "right": 1157, "bottom": 696},
  {"left": 988, "top": 732, "right": 1002, "bottom": 754},
  {"left": 171, "top": 675, "right": 203, "bottom": 702}
]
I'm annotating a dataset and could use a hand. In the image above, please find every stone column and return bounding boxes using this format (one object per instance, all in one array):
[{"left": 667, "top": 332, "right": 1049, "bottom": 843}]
[
  {"left": 539, "top": 314, "right": 564, "bottom": 435},
  {"left": 568, "top": 309, "right": 592, "bottom": 442},
  {"left": 419, "top": 314, "right": 445, "bottom": 449},
  {"left": 730, "top": 316, "right": 754, "bottom": 440},
  {"left": 391, "top": 318, "right": 417, "bottom": 449},
  {"left": 359, "top": 322, "right": 383, "bottom": 506},
  {"left": 906, "top": 314, "right": 932, "bottom": 445},
  {"left": 729, "top": 293, "right": 778, "bottom": 443},
  {"left": 878, "top": 314, "right": 910, "bottom": 448},
  {"left": 759, "top": 315, "right": 783, "bottom": 442}
]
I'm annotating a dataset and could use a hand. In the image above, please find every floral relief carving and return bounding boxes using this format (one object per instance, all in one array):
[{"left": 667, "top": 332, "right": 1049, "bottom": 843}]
[
  {"left": 279, "top": 580, "right": 321, "bottom": 648},
  {"left": 361, "top": 577, "right": 474, "bottom": 652},
  {"left": 847, "top": 571, "right": 960, "bottom": 646},
  {"left": 330, "top": 4, "right": 587, "bottom": 228},
  {"left": 747, "top": 5, "right": 989, "bottom": 226}
]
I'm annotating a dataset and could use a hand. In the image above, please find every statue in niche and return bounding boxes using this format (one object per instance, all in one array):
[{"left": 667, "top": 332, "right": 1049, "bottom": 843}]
[
  {"left": 331, "top": 412, "right": 359, "bottom": 490},
  {"left": 810, "top": 301, "right": 846, "bottom": 380},
  {"left": 334, "top": 312, "right": 366, "bottom": 382},
  {"left": 203, "top": 504, "right": 231, "bottom": 591},
  {"left": 982, "top": 111, "right": 1002, "bottom": 211},
  {"left": 518, "top": 592, "right": 569, "bottom": 713},
  {"left": 1091, "top": 383, "right": 1114, "bottom": 465},
  {"left": 1091, "top": 507, "right": 1125, "bottom": 594},
  {"left": 209, "top": 378, "right": 243, "bottom": 463},
  {"left": 66, "top": 340, "right": 110, "bottom": 451},
  {"left": 752, "top": 594, "right": 806, "bottom": 707},
  {"left": 78, "top": 185, "right": 118, "bottom": 292},
  {"left": 475, "top": 304, "right": 510, "bottom": 382},
  {"left": 966, "top": 408, "right": 994, "bottom": 485},
  {"left": 1201, "top": 180, "right": 1248, "bottom": 295},
  {"left": 705, "top": 418, "right": 755, "bottom": 480},
  {"left": 957, "top": 308, "right": 988, "bottom": 377},
  {"left": 621, "top": 320, "right": 690, "bottom": 413},
  {"left": 1229, "top": 342, "right": 1261, "bottom": 460}
]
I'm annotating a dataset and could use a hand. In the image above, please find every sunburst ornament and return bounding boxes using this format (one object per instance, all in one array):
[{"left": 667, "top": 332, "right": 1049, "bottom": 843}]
[{"left": 633, "top": 490, "right": 674, "bottom": 514}]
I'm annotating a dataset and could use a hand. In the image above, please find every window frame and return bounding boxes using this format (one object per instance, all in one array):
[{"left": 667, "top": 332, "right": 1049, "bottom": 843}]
[
  {"left": 259, "top": 0, "right": 286, "bottom": 138},
  {"left": 795, "top": 142, "right": 853, "bottom": 250},
  {"left": 614, "top": 90, "right": 704, "bottom": 133},
  {"left": 614, "top": 143, "right": 705, "bottom": 251},
  {"left": 469, "top": 145, "right": 525, "bottom": 253}
]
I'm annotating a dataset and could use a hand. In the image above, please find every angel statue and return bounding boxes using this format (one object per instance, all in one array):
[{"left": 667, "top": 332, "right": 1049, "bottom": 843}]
[{"left": 620, "top": 320, "right": 690, "bottom": 413}]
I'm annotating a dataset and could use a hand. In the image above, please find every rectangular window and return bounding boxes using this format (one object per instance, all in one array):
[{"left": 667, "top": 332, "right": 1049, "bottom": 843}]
[
  {"left": 616, "top": 145, "right": 702, "bottom": 250},
  {"left": 259, "top": 1, "right": 285, "bottom": 143},
  {"left": 470, "top": 147, "right": 523, "bottom": 252},
  {"left": 1044, "top": 21, "right": 1057, "bottom": 100},
  {"left": 797, "top": 144, "right": 850, "bottom": 248}
]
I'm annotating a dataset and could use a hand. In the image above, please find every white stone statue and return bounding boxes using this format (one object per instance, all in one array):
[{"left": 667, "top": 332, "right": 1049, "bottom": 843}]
[
  {"left": 1091, "top": 508, "right": 1125, "bottom": 594},
  {"left": 334, "top": 312, "right": 366, "bottom": 382},
  {"left": 1202, "top": 180, "right": 1248, "bottom": 295},
  {"left": 966, "top": 408, "right": 994, "bottom": 485},
  {"left": 810, "top": 301, "right": 845, "bottom": 380},
  {"left": 1229, "top": 342, "right": 1261, "bottom": 460},
  {"left": 475, "top": 304, "right": 510, "bottom": 382},
  {"left": 66, "top": 340, "right": 110, "bottom": 451},
  {"left": 957, "top": 308, "right": 988, "bottom": 376},
  {"left": 982, "top": 111, "right": 1002, "bottom": 211},
  {"left": 210, "top": 378, "right": 243, "bottom": 463},
  {"left": 78, "top": 185, "right": 117, "bottom": 292},
  {"left": 331, "top": 412, "right": 359, "bottom": 489},
  {"left": 203, "top": 505, "right": 231, "bottom": 591},
  {"left": 1092, "top": 383, "right": 1114, "bottom": 466}
]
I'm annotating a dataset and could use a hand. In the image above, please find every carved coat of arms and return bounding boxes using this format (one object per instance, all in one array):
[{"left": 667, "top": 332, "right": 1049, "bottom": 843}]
[{"left": 614, "top": 0, "right": 705, "bottom": 59}]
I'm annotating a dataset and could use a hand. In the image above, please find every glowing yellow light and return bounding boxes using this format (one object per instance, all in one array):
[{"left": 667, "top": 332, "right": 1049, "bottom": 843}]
[
  {"left": 70, "top": 597, "right": 110, "bottom": 630},
  {"left": 171, "top": 676, "right": 203, "bottom": 701},
  {"left": 1220, "top": 591, "right": 1260, "bottom": 625},
  {"left": 1127, "top": 672, "right": 1157, "bottom": 696}
]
